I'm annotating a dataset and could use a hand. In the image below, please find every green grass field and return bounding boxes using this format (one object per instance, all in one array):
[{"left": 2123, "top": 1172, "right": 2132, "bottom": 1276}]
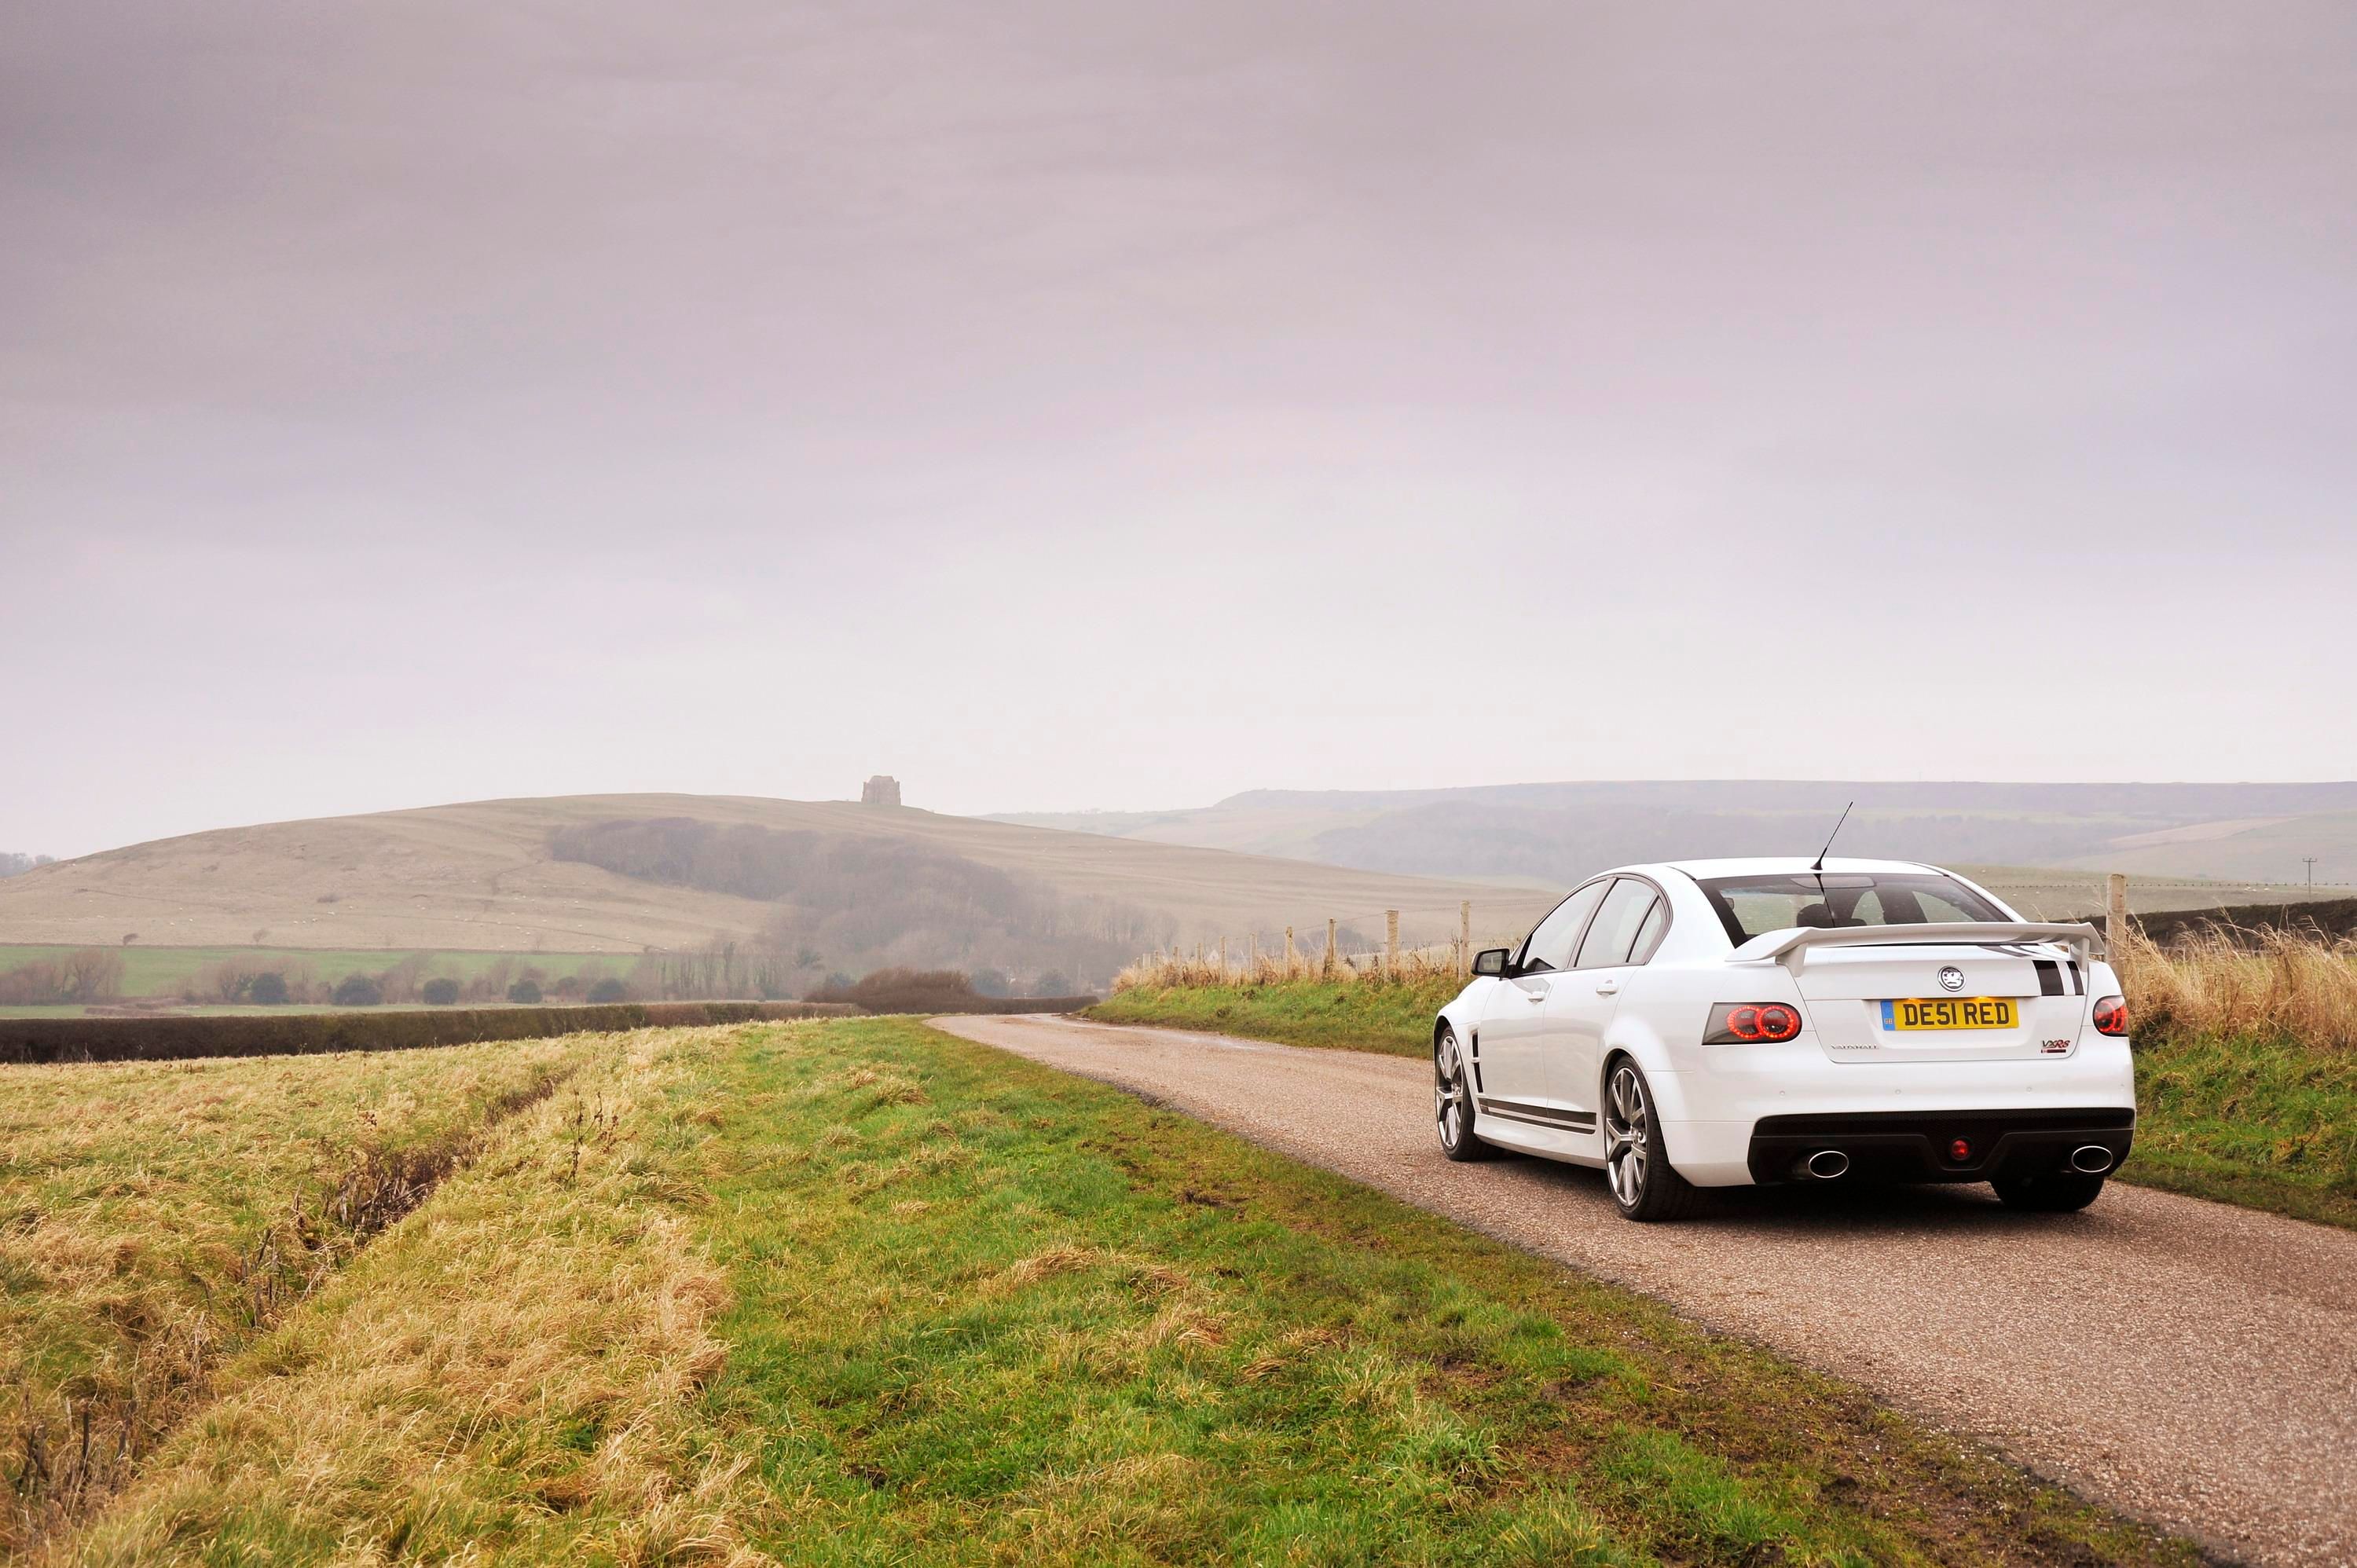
[
  {"left": 1092, "top": 978, "right": 1450, "bottom": 1057},
  {"left": 0, "top": 943, "right": 629, "bottom": 1002},
  {"left": 1091, "top": 981, "right": 2357, "bottom": 1232},
  {"left": 13, "top": 1020, "right": 2191, "bottom": 1565}
]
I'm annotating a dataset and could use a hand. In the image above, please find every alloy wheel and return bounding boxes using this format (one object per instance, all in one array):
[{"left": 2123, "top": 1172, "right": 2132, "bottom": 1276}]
[
  {"left": 1435, "top": 1031, "right": 1469, "bottom": 1151},
  {"left": 1605, "top": 1064, "right": 1648, "bottom": 1207}
]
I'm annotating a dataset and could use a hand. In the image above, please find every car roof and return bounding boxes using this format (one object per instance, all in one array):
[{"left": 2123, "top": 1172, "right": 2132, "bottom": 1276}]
[{"left": 1646, "top": 856, "right": 1948, "bottom": 880}]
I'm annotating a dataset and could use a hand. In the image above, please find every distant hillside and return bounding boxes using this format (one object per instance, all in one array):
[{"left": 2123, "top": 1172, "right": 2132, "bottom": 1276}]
[
  {"left": 0, "top": 796, "right": 1555, "bottom": 980},
  {"left": 995, "top": 780, "right": 2357, "bottom": 898},
  {"left": 2128, "top": 896, "right": 2357, "bottom": 947}
]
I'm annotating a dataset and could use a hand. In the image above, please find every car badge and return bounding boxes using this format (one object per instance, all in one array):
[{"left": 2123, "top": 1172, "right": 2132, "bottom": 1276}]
[{"left": 1937, "top": 965, "right": 1965, "bottom": 992}]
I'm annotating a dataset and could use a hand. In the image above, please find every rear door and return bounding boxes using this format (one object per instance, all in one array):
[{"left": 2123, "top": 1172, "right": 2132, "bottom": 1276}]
[
  {"left": 1475, "top": 881, "right": 1607, "bottom": 1112},
  {"left": 1546, "top": 877, "right": 1667, "bottom": 1115}
]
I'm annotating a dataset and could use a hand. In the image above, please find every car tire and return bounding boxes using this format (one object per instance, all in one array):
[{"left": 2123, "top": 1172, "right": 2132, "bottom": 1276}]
[
  {"left": 1992, "top": 1171, "right": 2107, "bottom": 1213},
  {"left": 1434, "top": 1026, "right": 1497, "bottom": 1162},
  {"left": 1603, "top": 1058, "right": 1704, "bottom": 1222}
]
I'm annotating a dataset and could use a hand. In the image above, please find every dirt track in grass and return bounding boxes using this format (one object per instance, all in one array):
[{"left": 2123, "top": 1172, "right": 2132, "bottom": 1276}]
[{"left": 933, "top": 1013, "right": 2357, "bottom": 1568}]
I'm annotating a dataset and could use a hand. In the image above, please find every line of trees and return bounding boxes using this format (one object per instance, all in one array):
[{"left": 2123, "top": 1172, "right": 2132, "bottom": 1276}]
[
  {"left": 0, "top": 948, "right": 123, "bottom": 1005},
  {"left": 548, "top": 818, "right": 1174, "bottom": 989},
  {"left": 0, "top": 852, "right": 57, "bottom": 878},
  {"left": 180, "top": 953, "right": 641, "bottom": 1007},
  {"left": 1, "top": 940, "right": 1082, "bottom": 1012}
]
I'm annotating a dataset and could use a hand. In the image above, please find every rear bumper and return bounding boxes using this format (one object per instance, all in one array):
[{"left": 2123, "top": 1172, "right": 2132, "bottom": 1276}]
[
  {"left": 1743, "top": 1106, "right": 2135, "bottom": 1185},
  {"left": 1642, "top": 1036, "right": 2136, "bottom": 1186}
]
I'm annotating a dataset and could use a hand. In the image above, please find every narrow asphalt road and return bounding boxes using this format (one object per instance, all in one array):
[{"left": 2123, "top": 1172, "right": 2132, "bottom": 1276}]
[{"left": 933, "top": 1013, "right": 2357, "bottom": 1567}]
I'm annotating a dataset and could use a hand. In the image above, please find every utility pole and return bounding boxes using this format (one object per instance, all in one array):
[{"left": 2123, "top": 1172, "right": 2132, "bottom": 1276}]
[{"left": 2304, "top": 857, "right": 2319, "bottom": 889}]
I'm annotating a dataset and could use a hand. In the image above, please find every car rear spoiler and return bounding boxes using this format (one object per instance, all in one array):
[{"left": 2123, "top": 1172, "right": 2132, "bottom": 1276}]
[{"left": 1731, "top": 921, "right": 2106, "bottom": 973}]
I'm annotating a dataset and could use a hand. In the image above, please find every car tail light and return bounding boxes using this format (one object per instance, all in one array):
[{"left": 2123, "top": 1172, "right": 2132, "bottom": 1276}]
[
  {"left": 1706, "top": 1002, "right": 1805, "bottom": 1044},
  {"left": 2092, "top": 995, "right": 2128, "bottom": 1037}
]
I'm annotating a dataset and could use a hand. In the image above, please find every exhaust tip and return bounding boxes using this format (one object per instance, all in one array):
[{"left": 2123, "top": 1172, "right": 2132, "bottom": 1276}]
[
  {"left": 1803, "top": 1149, "right": 1850, "bottom": 1181},
  {"left": 2070, "top": 1145, "right": 2116, "bottom": 1175}
]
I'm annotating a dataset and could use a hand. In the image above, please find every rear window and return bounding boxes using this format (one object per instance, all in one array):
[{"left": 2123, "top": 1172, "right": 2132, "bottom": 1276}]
[{"left": 1694, "top": 872, "right": 2006, "bottom": 945}]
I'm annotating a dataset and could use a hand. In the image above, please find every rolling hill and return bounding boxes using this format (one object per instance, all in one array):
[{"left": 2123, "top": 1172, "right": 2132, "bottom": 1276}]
[
  {"left": 995, "top": 780, "right": 2357, "bottom": 907},
  {"left": 0, "top": 796, "right": 1557, "bottom": 977}
]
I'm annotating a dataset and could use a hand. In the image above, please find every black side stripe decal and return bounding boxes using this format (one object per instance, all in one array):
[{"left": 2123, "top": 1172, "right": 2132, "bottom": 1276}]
[{"left": 1478, "top": 1097, "right": 1598, "bottom": 1132}]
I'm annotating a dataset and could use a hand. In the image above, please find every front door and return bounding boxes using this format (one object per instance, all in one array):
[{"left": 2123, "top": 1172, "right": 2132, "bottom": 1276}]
[
  {"left": 1478, "top": 969, "right": 1554, "bottom": 1103},
  {"left": 1475, "top": 879, "right": 1608, "bottom": 1124}
]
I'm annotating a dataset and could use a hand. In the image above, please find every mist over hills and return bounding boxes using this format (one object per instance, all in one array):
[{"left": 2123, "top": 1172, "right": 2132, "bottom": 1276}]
[{"left": 995, "top": 780, "right": 2357, "bottom": 893}]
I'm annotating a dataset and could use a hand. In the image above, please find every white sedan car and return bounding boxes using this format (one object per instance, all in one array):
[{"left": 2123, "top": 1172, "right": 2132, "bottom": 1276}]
[{"left": 1433, "top": 858, "right": 2135, "bottom": 1221}]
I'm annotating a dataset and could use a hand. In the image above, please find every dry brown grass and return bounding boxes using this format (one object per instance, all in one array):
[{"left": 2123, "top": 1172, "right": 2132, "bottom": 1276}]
[
  {"left": 56, "top": 1028, "right": 762, "bottom": 1567},
  {"left": 0, "top": 1039, "right": 588, "bottom": 1557},
  {"left": 2116, "top": 925, "right": 2357, "bottom": 1053},
  {"left": 1123, "top": 924, "right": 2357, "bottom": 1057},
  {"left": 1116, "top": 943, "right": 1469, "bottom": 991}
]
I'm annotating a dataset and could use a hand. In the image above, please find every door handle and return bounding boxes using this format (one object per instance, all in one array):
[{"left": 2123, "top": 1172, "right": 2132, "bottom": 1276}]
[
  {"left": 1594, "top": 980, "right": 1621, "bottom": 996},
  {"left": 1521, "top": 985, "right": 1547, "bottom": 1002}
]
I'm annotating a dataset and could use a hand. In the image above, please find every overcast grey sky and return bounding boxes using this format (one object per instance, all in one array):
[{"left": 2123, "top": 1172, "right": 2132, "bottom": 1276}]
[{"left": 6, "top": 1, "right": 2355, "bottom": 855}]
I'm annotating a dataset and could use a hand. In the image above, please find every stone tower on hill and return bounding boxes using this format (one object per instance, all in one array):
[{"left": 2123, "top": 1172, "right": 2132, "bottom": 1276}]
[{"left": 860, "top": 775, "right": 902, "bottom": 807}]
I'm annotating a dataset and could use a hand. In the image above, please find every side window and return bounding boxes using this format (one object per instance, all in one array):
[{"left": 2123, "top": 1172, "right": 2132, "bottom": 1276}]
[
  {"left": 1625, "top": 896, "right": 1668, "bottom": 965},
  {"left": 1575, "top": 879, "right": 1659, "bottom": 969},
  {"left": 1518, "top": 881, "right": 1607, "bottom": 973}
]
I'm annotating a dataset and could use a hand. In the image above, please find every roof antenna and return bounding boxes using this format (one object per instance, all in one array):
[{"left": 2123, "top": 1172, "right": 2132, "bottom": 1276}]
[{"left": 1811, "top": 800, "right": 1855, "bottom": 874}]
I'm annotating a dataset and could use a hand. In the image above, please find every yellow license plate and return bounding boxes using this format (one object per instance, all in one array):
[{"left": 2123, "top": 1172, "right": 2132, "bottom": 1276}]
[{"left": 1882, "top": 997, "right": 2018, "bottom": 1031}]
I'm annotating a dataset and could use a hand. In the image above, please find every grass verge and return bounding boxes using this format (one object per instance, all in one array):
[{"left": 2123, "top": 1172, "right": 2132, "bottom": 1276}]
[
  {"left": 47, "top": 1019, "right": 2193, "bottom": 1564},
  {"left": 1090, "top": 980, "right": 1446, "bottom": 1057},
  {"left": 2114, "top": 1029, "right": 2357, "bottom": 1228},
  {"left": 0, "top": 1037, "right": 589, "bottom": 1554}
]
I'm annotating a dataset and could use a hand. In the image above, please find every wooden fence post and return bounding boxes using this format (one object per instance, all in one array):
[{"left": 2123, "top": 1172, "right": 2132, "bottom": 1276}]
[
  {"left": 1385, "top": 910, "right": 1398, "bottom": 976},
  {"left": 1325, "top": 918, "right": 1337, "bottom": 980},
  {"left": 1219, "top": 936, "right": 1228, "bottom": 978},
  {"left": 2106, "top": 873, "right": 2129, "bottom": 958},
  {"left": 1460, "top": 901, "right": 1471, "bottom": 977},
  {"left": 1285, "top": 925, "right": 1296, "bottom": 976}
]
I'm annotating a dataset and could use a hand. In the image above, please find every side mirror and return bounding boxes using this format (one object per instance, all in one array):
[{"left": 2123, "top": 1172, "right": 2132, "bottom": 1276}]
[{"left": 1472, "top": 947, "right": 1510, "bottom": 978}]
